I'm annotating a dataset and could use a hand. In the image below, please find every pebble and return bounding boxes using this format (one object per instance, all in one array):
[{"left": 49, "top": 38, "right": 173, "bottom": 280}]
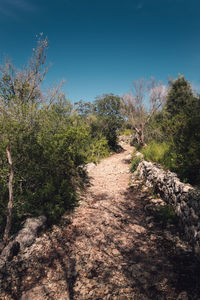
[{"left": 112, "top": 249, "right": 120, "bottom": 256}]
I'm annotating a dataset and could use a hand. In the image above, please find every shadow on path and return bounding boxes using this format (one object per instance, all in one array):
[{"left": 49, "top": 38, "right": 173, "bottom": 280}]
[{"left": 1, "top": 142, "right": 200, "bottom": 299}]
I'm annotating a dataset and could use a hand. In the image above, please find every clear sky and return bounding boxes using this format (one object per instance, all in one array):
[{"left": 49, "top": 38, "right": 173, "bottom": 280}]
[{"left": 0, "top": 0, "right": 200, "bottom": 102}]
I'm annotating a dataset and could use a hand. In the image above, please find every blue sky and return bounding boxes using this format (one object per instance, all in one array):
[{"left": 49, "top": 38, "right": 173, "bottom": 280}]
[{"left": 0, "top": 0, "right": 200, "bottom": 102}]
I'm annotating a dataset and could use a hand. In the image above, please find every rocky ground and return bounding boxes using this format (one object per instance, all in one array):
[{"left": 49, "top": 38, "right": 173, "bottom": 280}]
[{"left": 0, "top": 142, "right": 200, "bottom": 299}]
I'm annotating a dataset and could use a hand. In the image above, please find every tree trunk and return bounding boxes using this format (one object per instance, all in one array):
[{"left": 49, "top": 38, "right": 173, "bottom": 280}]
[
  {"left": 135, "top": 127, "right": 146, "bottom": 147},
  {"left": 140, "top": 124, "right": 146, "bottom": 147},
  {"left": 3, "top": 147, "right": 14, "bottom": 243}
]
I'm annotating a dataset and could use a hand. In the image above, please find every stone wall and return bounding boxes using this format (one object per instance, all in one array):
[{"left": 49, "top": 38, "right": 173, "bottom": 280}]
[
  {"left": 0, "top": 216, "right": 46, "bottom": 268},
  {"left": 137, "top": 160, "right": 200, "bottom": 255}
]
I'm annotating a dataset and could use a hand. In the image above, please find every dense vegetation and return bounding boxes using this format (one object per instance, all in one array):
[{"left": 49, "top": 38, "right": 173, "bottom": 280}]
[
  {"left": 140, "top": 75, "right": 200, "bottom": 185},
  {"left": 0, "top": 36, "right": 199, "bottom": 243},
  {"left": 0, "top": 37, "right": 124, "bottom": 241}
]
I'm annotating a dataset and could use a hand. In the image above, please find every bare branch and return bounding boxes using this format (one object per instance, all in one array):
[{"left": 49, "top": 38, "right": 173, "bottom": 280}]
[
  {"left": 121, "top": 78, "right": 167, "bottom": 146},
  {"left": 3, "top": 147, "right": 14, "bottom": 243},
  {"left": 46, "top": 79, "right": 66, "bottom": 108}
]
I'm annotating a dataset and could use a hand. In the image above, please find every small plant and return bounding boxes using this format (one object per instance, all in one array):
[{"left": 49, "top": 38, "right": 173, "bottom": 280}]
[{"left": 130, "top": 156, "right": 142, "bottom": 173}]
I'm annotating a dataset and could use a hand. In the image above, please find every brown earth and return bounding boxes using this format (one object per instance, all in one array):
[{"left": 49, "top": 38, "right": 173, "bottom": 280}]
[{"left": 1, "top": 142, "right": 200, "bottom": 300}]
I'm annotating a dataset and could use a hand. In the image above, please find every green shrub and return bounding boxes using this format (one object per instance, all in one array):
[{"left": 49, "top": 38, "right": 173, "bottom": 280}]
[
  {"left": 0, "top": 37, "right": 126, "bottom": 240},
  {"left": 120, "top": 128, "right": 132, "bottom": 136},
  {"left": 87, "top": 137, "right": 110, "bottom": 163},
  {"left": 0, "top": 102, "right": 115, "bottom": 238},
  {"left": 130, "top": 156, "right": 142, "bottom": 173},
  {"left": 141, "top": 141, "right": 180, "bottom": 174},
  {"left": 164, "top": 76, "right": 200, "bottom": 185},
  {"left": 141, "top": 142, "right": 170, "bottom": 164}
]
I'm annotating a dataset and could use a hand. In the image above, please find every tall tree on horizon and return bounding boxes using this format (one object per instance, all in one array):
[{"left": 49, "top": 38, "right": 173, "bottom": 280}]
[{"left": 94, "top": 94, "right": 124, "bottom": 150}]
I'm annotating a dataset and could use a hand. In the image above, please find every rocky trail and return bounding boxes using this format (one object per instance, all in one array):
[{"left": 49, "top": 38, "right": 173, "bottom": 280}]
[{"left": 1, "top": 143, "right": 200, "bottom": 299}]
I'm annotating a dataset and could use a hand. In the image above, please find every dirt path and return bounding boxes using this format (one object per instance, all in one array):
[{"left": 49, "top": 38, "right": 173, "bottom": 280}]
[{"left": 1, "top": 143, "right": 199, "bottom": 299}]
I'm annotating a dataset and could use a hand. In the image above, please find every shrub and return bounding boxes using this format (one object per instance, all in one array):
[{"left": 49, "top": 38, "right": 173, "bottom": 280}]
[
  {"left": 141, "top": 142, "right": 169, "bottom": 163},
  {"left": 87, "top": 137, "right": 110, "bottom": 163},
  {"left": 130, "top": 156, "right": 142, "bottom": 173},
  {"left": 140, "top": 141, "right": 177, "bottom": 170},
  {"left": 120, "top": 128, "right": 132, "bottom": 136}
]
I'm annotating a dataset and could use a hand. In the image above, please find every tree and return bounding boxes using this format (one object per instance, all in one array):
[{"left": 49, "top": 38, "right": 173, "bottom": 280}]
[
  {"left": 121, "top": 78, "right": 167, "bottom": 147},
  {"left": 166, "top": 74, "right": 193, "bottom": 117},
  {"left": 94, "top": 94, "right": 124, "bottom": 150},
  {"left": 0, "top": 35, "right": 116, "bottom": 243},
  {"left": 0, "top": 34, "right": 65, "bottom": 243},
  {"left": 165, "top": 75, "right": 200, "bottom": 184},
  {"left": 74, "top": 100, "right": 94, "bottom": 117}
]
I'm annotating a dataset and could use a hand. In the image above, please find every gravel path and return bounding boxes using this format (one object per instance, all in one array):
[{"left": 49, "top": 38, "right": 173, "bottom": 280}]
[{"left": 1, "top": 143, "right": 199, "bottom": 299}]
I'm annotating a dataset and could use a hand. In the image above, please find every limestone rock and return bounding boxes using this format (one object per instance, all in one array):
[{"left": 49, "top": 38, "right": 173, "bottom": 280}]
[
  {"left": 136, "top": 160, "right": 200, "bottom": 256},
  {"left": 85, "top": 162, "right": 96, "bottom": 172},
  {"left": 0, "top": 216, "right": 46, "bottom": 266}
]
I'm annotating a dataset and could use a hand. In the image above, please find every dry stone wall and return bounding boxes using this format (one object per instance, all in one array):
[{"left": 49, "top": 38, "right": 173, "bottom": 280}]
[
  {"left": 0, "top": 216, "right": 46, "bottom": 268},
  {"left": 137, "top": 160, "right": 200, "bottom": 255}
]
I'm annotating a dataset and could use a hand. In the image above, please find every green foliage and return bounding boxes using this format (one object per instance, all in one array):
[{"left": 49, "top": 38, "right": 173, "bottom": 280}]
[
  {"left": 94, "top": 94, "right": 124, "bottom": 150},
  {"left": 0, "top": 68, "right": 121, "bottom": 239},
  {"left": 130, "top": 155, "right": 142, "bottom": 173},
  {"left": 0, "top": 36, "right": 108, "bottom": 238},
  {"left": 166, "top": 74, "right": 193, "bottom": 117},
  {"left": 74, "top": 100, "right": 94, "bottom": 116},
  {"left": 141, "top": 142, "right": 171, "bottom": 166},
  {"left": 144, "top": 111, "right": 167, "bottom": 144},
  {"left": 0, "top": 101, "right": 92, "bottom": 236},
  {"left": 119, "top": 128, "right": 133, "bottom": 136},
  {"left": 73, "top": 97, "right": 125, "bottom": 158},
  {"left": 164, "top": 75, "right": 200, "bottom": 184},
  {"left": 130, "top": 75, "right": 200, "bottom": 185},
  {"left": 87, "top": 137, "right": 110, "bottom": 163}
]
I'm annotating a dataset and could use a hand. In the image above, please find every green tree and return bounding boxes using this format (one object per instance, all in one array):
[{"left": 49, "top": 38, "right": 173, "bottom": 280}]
[
  {"left": 94, "top": 94, "right": 123, "bottom": 150},
  {"left": 74, "top": 100, "right": 94, "bottom": 117},
  {"left": 0, "top": 35, "right": 89, "bottom": 242},
  {"left": 0, "top": 35, "right": 50, "bottom": 242},
  {"left": 165, "top": 75, "right": 200, "bottom": 184},
  {"left": 166, "top": 74, "right": 193, "bottom": 117}
]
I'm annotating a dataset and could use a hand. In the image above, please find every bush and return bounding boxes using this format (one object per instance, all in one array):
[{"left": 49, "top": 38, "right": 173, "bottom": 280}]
[
  {"left": 0, "top": 101, "right": 94, "bottom": 238},
  {"left": 119, "top": 128, "right": 133, "bottom": 136},
  {"left": 0, "top": 37, "right": 125, "bottom": 241},
  {"left": 141, "top": 142, "right": 169, "bottom": 163},
  {"left": 87, "top": 137, "right": 110, "bottom": 163},
  {"left": 0, "top": 100, "right": 117, "bottom": 238},
  {"left": 130, "top": 155, "right": 142, "bottom": 173},
  {"left": 140, "top": 141, "right": 180, "bottom": 173}
]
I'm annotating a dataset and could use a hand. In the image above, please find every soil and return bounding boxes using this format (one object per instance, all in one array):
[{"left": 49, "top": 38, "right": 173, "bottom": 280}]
[{"left": 1, "top": 142, "right": 200, "bottom": 300}]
